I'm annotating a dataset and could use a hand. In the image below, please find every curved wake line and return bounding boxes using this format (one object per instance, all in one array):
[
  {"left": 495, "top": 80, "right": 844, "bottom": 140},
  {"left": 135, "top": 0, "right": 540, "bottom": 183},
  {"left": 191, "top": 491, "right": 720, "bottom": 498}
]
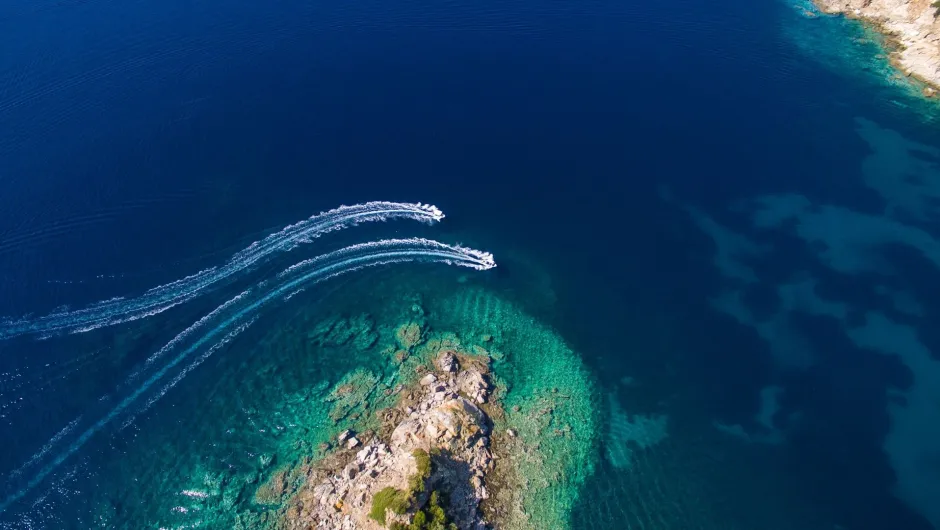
[
  {"left": 0, "top": 238, "right": 494, "bottom": 514},
  {"left": 0, "top": 202, "right": 444, "bottom": 340}
]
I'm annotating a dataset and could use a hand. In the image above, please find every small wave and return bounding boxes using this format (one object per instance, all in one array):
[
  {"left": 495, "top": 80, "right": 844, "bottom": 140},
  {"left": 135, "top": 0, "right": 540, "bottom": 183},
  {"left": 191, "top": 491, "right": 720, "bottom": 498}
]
[
  {"left": 178, "top": 490, "right": 210, "bottom": 500},
  {"left": 0, "top": 237, "right": 493, "bottom": 514},
  {"left": 0, "top": 202, "right": 445, "bottom": 340}
]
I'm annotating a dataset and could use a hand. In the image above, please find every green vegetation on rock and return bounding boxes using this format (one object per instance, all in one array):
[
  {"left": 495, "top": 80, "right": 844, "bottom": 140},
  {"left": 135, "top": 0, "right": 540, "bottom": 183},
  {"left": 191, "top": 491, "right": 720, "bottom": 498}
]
[
  {"left": 389, "top": 491, "right": 458, "bottom": 530},
  {"left": 370, "top": 449, "right": 434, "bottom": 527},
  {"left": 369, "top": 487, "right": 411, "bottom": 526},
  {"left": 410, "top": 449, "right": 432, "bottom": 494}
]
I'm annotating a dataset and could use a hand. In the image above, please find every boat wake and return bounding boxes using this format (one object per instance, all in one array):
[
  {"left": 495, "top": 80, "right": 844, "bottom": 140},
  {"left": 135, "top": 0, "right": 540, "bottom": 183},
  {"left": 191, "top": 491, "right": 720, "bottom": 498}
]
[
  {"left": 0, "top": 202, "right": 444, "bottom": 340},
  {"left": 0, "top": 236, "right": 495, "bottom": 515}
]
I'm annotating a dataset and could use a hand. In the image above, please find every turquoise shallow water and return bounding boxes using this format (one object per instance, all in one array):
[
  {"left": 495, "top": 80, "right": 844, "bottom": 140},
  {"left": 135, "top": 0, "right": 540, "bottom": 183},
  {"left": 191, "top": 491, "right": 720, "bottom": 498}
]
[
  {"left": 62, "top": 262, "right": 599, "bottom": 530},
  {"left": 3, "top": 0, "right": 940, "bottom": 528}
]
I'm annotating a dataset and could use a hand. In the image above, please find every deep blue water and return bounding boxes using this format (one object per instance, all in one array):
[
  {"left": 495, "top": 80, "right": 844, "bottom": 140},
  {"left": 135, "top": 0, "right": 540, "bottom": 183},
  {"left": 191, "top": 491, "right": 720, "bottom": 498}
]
[{"left": 2, "top": 0, "right": 940, "bottom": 528}]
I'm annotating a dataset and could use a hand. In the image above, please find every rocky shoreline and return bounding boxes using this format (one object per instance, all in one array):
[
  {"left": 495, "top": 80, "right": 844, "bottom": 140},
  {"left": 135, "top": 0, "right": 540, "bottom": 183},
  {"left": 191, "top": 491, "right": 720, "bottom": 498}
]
[
  {"left": 278, "top": 349, "right": 497, "bottom": 530},
  {"left": 246, "top": 313, "right": 538, "bottom": 530},
  {"left": 234, "top": 294, "right": 597, "bottom": 530},
  {"left": 812, "top": 0, "right": 940, "bottom": 95}
]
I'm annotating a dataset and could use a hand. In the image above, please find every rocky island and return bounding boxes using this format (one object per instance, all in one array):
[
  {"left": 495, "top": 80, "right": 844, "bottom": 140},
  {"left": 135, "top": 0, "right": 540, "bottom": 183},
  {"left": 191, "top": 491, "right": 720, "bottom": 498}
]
[
  {"left": 279, "top": 349, "right": 497, "bottom": 530},
  {"left": 813, "top": 0, "right": 940, "bottom": 94},
  {"left": 237, "top": 293, "right": 597, "bottom": 530}
]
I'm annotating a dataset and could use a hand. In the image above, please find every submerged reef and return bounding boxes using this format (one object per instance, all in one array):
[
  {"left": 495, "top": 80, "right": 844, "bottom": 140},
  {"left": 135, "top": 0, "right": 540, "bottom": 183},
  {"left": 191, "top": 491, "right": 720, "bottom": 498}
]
[{"left": 233, "top": 289, "right": 598, "bottom": 530}]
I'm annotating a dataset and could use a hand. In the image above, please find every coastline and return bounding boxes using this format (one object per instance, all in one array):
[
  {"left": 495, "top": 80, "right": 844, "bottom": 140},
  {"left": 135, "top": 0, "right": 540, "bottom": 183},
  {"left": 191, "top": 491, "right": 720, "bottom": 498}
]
[
  {"left": 229, "top": 288, "right": 599, "bottom": 530},
  {"left": 811, "top": 0, "right": 940, "bottom": 96}
]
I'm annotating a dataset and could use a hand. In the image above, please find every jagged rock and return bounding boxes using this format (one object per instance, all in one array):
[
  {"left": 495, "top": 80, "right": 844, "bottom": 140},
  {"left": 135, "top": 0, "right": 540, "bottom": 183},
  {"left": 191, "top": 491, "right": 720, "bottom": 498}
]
[
  {"left": 338, "top": 430, "right": 354, "bottom": 444},
  {"left": 437, "top": 350, "right": 459, "bottom": 372},
  {"left": 313, "top": 483, "right": 334, "bottom": 504},
  {"left": 814, "top": 0, "right": 940, "bottom": 89},
  {"left": 280, "top": 357, "right": 496, "bottom": 530},
  {"left": 391, "top": 419, "right": 422, "bottom": 447},
  {"left": 459, "top": 370, "right": 491, "bottom": 404},
  {"left": 426, "top": 398, "right": 488, "bottom": 450}
]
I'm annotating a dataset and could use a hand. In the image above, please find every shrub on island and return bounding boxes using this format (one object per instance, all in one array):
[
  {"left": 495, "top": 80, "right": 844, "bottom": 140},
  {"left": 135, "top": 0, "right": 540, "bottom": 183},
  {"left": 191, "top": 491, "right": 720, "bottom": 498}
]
[
  {"left": 369, "top": 487, "right": 410, "bottom": 525},
  {"left": 389, "top": 491, "right": 457, "bottom": 530}
]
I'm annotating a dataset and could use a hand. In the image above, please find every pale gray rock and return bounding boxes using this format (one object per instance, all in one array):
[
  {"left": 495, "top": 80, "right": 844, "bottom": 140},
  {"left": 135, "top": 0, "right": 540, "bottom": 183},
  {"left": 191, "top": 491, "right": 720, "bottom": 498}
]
[
  {"left": 459, "top": 370, "right": 491, "bottom": 405},
  {"left": 813, "top": 0, "right": 940, "bottom": 89},
  {"left": 338, "top": 429, "right": 354, "bottom": 443},
  {"left": 436, "top": 350, "right": 459, "bottom": 372},
  {"left": 286, "top": 368, "right": 496, "bottom": 530}
]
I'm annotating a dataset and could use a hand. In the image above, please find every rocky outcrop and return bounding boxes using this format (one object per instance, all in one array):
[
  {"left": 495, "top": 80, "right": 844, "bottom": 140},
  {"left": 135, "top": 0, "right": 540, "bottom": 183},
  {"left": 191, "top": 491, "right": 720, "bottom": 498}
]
[
  {"left": 435, "top": 350, "right": 459, "bottom": 373},
  {"left": 279, "top": 351, "right": 496, "bottom": 530},
  {"left": 814, "top": 0, "right": 940, "bottom": 92}
]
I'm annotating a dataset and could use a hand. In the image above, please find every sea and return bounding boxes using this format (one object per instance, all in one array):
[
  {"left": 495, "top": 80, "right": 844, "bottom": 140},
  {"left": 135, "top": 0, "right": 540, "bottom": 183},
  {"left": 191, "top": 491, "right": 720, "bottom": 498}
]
[{"left": 1, "top": 0, "right": 939, "bottom": 528}]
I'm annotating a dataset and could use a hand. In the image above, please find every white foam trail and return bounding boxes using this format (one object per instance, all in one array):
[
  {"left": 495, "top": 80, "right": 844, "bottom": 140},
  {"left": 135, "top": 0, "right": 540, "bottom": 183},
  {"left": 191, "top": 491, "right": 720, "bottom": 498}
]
[
  {"left": 0, "top": 202, "right": 445, "bottom": 340},
  {"left": 8, "top": 418, "right": 81, "bottom": 479},
  {"left": 0, "top": 238, "right": 493, "bottom": 514}
]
